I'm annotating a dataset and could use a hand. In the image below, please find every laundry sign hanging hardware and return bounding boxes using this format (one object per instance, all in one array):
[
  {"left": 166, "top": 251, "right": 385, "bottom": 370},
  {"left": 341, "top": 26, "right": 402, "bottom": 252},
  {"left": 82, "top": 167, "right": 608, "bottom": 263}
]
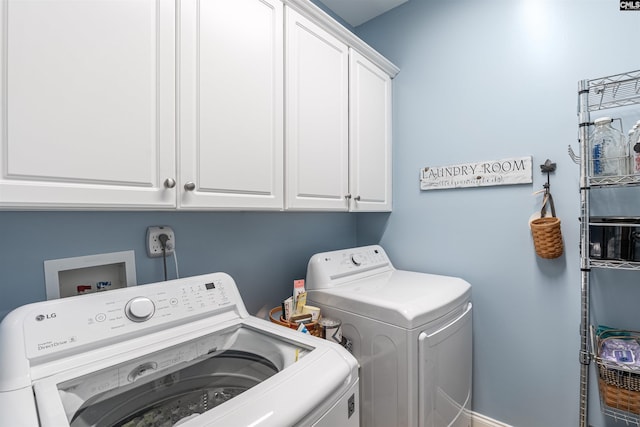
[{"left": 420, "top": 156, "right": 533, "bottom": 190}]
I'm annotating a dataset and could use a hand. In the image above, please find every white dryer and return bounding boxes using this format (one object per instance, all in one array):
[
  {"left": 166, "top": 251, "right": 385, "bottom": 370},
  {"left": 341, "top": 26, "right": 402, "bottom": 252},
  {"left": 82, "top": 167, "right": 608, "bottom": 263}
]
[
  {"left": 306, "top": 245, "right": 472, "bottom": 427},
  {"left": 0, "top": 272, "right": 359, "bottom": 427}
]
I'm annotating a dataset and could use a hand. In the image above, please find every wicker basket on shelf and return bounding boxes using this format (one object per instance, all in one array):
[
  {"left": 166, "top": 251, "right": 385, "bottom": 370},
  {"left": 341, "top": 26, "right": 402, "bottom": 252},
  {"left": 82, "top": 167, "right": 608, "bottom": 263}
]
[
  {"left": 596, "top": 330, "right": 640, "bottom": 415},
  {"left": 269, "top": 307, "right": 322, "bottom": 337},
  {"left": 598, "top": 377, "right": 640, "bottom": 415}
]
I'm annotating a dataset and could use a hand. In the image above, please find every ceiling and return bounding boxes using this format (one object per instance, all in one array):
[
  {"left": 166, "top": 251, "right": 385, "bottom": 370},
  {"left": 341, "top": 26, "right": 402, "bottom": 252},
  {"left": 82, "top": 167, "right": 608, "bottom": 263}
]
[{"left": 317, "top": 0, "right": 408, "bottom": 27}]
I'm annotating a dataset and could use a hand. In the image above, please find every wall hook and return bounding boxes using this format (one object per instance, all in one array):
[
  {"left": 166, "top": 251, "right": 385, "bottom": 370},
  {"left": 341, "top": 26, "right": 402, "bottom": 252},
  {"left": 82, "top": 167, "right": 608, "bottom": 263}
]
[
  {"left": 540, "top": 159, "right": 557, "bottom": 173},
  {"left": 540, "top": 159, "right": 556, "bottom": 193},
  {"left": 539, "top": 159, "right": 556, "bottom": 217}
]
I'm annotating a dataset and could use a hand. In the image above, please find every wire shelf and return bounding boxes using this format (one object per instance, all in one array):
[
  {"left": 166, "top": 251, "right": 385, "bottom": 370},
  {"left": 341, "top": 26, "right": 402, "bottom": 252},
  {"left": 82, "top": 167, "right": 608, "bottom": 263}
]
[
  {"left": 578, "top": 70, "right": 640, "bottom": 427},
  {"left": 601, "top": 405, "right": 640, "bottom": 426},
  {"left": 590, "top": 260, "right": 640, "bottom": 271},
  {"left": 590, "top": 174, "right": 640, "bottom": 188},
  {"left": 587, "top": 70, "right": 640, "bottom": 111}
]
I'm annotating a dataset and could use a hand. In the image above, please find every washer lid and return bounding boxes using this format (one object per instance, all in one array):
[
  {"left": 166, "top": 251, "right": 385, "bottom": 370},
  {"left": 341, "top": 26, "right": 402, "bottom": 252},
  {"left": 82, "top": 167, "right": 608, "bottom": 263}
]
[
  {"left": 33, "top": 319, "right": 359, "bottom": 427},
  {"left": 307, "top": 270, "right": 471, "bottom": 329}
]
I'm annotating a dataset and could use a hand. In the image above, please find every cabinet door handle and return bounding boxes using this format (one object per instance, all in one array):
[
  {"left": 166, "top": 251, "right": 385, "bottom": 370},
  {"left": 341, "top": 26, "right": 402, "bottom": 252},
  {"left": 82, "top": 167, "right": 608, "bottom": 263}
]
[
  {"left": 345, "top": 194, "right": 352, "bottom": 200},
  {"left": 164, "top": 178, "right": 176, "bottom": 189},
  {"left": 354, "top": 196, "right": 361, "bottom": 201},
  {"left": 184, "top": 182, "right": 196, "bottom": 191}
]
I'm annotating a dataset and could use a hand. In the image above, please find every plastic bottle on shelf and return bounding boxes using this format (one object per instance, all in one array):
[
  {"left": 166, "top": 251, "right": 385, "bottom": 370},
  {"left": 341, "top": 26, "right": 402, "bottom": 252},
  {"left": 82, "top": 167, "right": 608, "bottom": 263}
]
[
  {"left": 627, "top": 126, "right": 635, "bottom": 173},
  {"left": 629, "top": 121, "right": 640, "bottom": 175},
  {"left": 589, "top": 117, "right": 626, "bottom": 176}
]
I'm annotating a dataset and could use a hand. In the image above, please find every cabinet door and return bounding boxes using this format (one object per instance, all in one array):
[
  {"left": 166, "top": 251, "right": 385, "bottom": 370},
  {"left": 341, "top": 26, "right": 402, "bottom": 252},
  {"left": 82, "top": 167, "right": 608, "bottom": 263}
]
[
  {"left": 179, "top": 0, "right": 283, "bottom": 210},
  {"left": 349, "top": 50, "right": 392, "bottom": 212},
  {"left": 285, "top": 7, "right": 349, "bottom": 211},
  {"left": 0, "top": 0, "right": 176, "bottom": 209}
]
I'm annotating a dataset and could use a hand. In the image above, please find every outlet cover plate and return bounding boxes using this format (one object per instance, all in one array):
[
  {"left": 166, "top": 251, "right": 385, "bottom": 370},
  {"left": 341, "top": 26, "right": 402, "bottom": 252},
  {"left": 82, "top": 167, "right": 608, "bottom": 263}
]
[{"left": 147, "top": 226, "right": 175, "bottom": 257}]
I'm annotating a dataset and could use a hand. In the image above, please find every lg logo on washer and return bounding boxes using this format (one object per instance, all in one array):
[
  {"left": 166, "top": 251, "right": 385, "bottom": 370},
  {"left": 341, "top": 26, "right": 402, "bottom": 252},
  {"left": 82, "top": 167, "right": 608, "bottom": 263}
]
[{"left": 35, "top": 313, "right": 57, "bottom": 321}]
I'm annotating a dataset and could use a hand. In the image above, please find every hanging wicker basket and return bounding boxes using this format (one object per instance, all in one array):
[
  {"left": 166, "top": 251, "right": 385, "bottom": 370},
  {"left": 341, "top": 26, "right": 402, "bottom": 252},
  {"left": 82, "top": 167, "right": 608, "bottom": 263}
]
[{"left": 530, "top": 191, "right": 563, "bottom": 259}]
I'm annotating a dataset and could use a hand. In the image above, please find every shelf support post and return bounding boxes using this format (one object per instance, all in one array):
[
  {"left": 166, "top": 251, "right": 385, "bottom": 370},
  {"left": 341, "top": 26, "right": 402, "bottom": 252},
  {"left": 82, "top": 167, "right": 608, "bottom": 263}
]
[{"left": 577, "top": 78, "right": 591, "bottom": 427}]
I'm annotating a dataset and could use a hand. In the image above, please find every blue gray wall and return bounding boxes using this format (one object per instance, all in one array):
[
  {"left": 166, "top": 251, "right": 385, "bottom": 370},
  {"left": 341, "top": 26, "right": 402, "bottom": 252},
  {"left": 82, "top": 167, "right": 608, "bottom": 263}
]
[
  {"left": 353, "top": 0, "right": 640, "bottom": 426},
  {"left": 0, "top": 211, "right": 356, "bottom": 319}
]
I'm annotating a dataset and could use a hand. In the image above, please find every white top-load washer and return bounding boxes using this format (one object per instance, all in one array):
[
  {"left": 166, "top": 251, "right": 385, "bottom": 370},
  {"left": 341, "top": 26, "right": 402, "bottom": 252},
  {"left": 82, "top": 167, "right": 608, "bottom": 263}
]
[
  {"left": 306, "top": 245, "right": 472, "bottom": 427},
  {"left": 0, "top": 272, "right": 359, "bottom": 427}
]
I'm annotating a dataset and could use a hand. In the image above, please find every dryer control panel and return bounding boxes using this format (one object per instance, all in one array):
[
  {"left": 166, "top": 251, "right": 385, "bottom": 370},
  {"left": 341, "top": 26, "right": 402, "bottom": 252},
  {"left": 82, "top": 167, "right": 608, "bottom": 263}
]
[{"left": 306, "top": 245, "right": 394, "bottom": 289}]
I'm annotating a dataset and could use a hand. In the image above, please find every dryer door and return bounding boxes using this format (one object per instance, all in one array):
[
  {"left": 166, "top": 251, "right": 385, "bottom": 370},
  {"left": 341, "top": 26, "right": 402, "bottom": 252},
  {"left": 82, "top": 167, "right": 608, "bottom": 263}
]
[{"left": 418, "top": 302, "right": 472, "bottom": 427}]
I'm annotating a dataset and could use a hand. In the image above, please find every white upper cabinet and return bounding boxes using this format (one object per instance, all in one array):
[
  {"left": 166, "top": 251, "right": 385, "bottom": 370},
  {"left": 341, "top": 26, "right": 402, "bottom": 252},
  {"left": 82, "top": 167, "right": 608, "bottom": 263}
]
[
  {"left": 349, "top": 50, "right": 393, "bottom": 212},
  {"left": 285, "top": 7, "right": 350, "bottom": 211},
  {"left": 285, "top": 5, "right": 393, "bottom": 212},
  {"left": 0, "top": 0, "right": 176, "bottom": 208},
  {"left": 0, "top": 0, "right": 397, "bottom": 211},
  {"left": 179, "top": 0, "right": 284, "bottom": 210}
]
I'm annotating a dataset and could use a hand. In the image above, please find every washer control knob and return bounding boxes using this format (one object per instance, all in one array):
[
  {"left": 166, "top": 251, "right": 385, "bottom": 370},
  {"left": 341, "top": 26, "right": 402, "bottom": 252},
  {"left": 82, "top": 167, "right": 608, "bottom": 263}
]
[
  {"left": 351, "top": 254, "right": 364, "bottom": 266},
  {"left": 125, "top": 297, "right": 155, "bottom": 322}
]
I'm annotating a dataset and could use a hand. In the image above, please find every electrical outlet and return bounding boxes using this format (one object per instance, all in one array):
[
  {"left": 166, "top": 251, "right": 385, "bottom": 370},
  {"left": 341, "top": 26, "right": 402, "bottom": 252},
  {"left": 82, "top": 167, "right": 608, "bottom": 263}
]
[{"left": 147, "top": 226, "right": 175, "bottom": 257}]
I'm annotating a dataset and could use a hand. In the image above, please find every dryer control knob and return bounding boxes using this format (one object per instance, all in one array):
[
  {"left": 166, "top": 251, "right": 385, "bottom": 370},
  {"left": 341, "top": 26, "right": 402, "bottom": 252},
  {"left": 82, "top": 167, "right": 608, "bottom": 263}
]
[
  {"left": 351, "top": 254, "right": 365, "bottom": 266},
  {"left": 125, "top": 297, "right": 156, "bottom": 322}
]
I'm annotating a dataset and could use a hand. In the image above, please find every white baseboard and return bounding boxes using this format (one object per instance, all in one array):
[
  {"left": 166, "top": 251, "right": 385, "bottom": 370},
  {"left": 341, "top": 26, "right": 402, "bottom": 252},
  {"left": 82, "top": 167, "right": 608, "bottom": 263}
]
[{"left": 472, "top": 411, "right": 513, "bottom": 427}]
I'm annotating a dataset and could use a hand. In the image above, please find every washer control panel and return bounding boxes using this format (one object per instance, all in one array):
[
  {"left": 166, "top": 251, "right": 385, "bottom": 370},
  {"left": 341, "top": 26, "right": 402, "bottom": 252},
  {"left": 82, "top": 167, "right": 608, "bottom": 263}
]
[
  {"left": 306, "top": 245, "right": 393, "bottom": 289},
  {"left": 19, "top": 273, "right": 239, "bottom": 359},
  {"left": 125, "top": 297, "right": 156, "bottom": 322}
]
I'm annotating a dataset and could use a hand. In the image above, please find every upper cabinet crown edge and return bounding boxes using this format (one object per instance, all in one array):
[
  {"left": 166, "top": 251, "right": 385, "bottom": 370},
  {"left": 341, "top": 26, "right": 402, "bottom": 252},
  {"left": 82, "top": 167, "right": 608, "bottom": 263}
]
[{"left": 284, "top": 0, "right": 400, "bottom": 78}]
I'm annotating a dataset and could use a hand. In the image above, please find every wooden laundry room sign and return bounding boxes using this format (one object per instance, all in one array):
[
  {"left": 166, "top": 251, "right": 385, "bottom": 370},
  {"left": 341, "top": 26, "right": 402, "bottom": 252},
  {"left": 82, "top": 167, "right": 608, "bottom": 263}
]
[{"left": 420, "top": 156, "right": 533, "bottom": 190}]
